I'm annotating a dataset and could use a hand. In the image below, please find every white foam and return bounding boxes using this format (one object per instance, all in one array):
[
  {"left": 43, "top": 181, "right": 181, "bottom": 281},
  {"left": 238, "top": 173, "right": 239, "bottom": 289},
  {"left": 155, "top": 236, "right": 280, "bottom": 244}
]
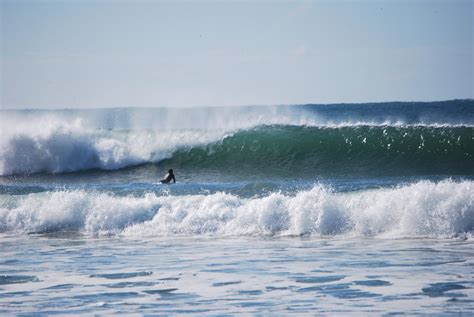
[
  {"left": 1, "top": 180, "right": 472, "bottom": 238},
  {"left": 0, "top": 116, "right": 227, "bottom": 175}
]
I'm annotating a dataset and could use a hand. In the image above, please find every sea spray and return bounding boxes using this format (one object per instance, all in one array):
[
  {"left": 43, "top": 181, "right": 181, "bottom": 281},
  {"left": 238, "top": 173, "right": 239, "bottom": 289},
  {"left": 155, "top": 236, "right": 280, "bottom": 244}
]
[
  {"left": 1, "top": 124, "right": 472, "bottom": 176},
  {"left": 1, "top": 101, "right": 473, "bottom": 176}
]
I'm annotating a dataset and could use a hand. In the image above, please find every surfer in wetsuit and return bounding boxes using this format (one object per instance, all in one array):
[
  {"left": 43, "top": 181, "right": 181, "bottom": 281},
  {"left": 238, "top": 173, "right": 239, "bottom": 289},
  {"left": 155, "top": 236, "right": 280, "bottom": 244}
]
[{"left": 160, "top": 169, "right": 176, "bottom": 184}]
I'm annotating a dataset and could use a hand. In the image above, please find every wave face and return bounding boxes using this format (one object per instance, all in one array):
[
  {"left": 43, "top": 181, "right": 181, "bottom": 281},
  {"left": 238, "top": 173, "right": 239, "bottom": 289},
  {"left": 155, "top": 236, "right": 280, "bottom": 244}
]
[
  {"left": 165, "top": 125, "right": 473, "bottom": 177},
  {"left": 1, "top": 125, "right": 471, "bottom": 178},
  {"left": 0, "top": 180, "right": 472, "bottom": 238},
  {"left": 1, "top": 100, "right": 473, "bottom": 177}
]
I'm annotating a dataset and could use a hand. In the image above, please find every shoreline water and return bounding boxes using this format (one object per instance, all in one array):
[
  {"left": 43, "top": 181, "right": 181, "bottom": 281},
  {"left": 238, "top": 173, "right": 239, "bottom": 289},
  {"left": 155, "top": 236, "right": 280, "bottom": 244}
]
[{"left": 1, "top": 235, "right": 473, "bottom": 315}]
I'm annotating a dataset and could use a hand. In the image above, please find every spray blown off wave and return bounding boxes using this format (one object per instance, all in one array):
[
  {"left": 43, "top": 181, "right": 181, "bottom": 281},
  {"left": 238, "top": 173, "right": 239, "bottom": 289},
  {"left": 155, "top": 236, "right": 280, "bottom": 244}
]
[
  {"left": 1, "top": 180, "right": 472, "bottom": 238},
  {"left": 1, "top": 124, "right": 472, "bottom": 177},
  {"left": 1, "top": 100, "right": 473, "bottom": 177}
]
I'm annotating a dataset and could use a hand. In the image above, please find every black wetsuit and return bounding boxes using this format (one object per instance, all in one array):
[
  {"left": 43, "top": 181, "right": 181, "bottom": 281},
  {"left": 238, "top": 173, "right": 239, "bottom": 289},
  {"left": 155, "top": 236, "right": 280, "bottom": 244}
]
[{"left": 160, "top": 172, "right": 176, "bottom": 184}]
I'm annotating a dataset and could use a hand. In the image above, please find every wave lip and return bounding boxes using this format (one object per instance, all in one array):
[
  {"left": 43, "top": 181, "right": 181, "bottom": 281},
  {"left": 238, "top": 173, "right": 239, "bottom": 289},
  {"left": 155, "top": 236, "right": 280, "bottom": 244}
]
[{"left": 1, "top": 180, "right": 472, "bottom": 238}]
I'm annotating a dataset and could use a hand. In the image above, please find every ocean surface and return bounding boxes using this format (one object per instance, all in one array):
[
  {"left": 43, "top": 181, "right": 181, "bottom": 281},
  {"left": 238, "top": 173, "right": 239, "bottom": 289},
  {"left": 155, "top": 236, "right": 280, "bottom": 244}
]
[{"left": 1, "top": 100, "right": 473, "bottom": 315}]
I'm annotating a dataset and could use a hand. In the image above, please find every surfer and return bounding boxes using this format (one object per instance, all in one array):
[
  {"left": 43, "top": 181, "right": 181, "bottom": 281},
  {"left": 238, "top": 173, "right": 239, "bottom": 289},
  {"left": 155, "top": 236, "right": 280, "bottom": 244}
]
[{"left": 160, "top": 169, "right": 176, "bottom": 184}]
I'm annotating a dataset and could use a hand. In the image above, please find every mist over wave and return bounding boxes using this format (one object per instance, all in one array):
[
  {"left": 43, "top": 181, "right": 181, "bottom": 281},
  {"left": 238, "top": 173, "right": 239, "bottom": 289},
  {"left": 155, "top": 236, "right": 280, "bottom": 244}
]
[
  {"left": 0, "top": 180, "right": 472, "bottom": 238},
  {"left": 1, "top": 100, "right": 472, "bottom": 176}
]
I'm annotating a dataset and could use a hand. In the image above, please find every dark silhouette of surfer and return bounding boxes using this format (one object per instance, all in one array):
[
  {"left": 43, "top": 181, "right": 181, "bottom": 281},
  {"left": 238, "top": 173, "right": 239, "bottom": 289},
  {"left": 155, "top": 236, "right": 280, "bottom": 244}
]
[{"left": 160, "top": 169, "right": 176, "bottom": 184}]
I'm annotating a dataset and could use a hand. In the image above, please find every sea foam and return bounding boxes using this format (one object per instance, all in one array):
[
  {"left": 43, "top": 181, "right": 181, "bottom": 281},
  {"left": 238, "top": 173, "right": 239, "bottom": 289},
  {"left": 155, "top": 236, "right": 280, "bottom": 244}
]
[
  {"left": 0, "top": 116, "right": 226, "bottom": 175},
  {"left": 1, "top": 180, "right": 472, "bottom": 238}
]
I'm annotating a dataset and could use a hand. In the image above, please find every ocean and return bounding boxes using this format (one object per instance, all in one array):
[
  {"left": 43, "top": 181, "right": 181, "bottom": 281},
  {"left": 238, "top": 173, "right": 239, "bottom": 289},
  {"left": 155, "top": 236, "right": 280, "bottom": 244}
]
[{"left": 1, "top": 100, "right": 473, "bottom": 315}]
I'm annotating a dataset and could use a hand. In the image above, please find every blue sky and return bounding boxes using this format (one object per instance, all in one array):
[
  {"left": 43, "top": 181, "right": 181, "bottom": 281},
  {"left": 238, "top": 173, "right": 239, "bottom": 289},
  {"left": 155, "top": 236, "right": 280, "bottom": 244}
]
[{"left": 1, "top": 0, "right": 473, "bottom": 108}]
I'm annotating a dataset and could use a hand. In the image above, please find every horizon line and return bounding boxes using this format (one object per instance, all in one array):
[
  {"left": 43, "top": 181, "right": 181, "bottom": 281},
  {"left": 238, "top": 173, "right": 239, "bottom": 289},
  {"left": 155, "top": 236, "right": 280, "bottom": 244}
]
[{"left": 2, "top": 98, "right": 473, "bottom": 111}]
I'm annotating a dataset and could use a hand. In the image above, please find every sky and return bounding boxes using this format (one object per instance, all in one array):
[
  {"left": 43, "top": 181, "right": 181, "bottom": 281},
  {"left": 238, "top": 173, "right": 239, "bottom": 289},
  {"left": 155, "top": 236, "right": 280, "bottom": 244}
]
[{"left": 1, "top": 0, "right": 473, "bottom": 109}]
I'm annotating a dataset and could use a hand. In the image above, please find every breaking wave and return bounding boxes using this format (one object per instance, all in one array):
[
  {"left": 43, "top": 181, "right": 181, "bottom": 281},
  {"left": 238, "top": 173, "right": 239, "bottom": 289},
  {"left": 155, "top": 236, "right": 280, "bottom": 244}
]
[
  {"left": 1, "top": 180, "right": 472, "bottom": 238},
  {"left": 1, "top": 100, "right": 473, "bottom": 176},
  {"left": 1, "top": 124, "right": 472, "bottom": 177},
  {"left": 0, "top": 123, "right": 224, "bottom": 175}
]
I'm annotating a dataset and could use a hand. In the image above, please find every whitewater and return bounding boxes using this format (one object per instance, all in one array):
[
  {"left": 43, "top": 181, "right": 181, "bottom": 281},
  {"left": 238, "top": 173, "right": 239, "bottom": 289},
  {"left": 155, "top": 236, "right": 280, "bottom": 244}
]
[
  {"left": 1, "top": 180, "right": 473, "bottom": 238},
  {"left": 1, "top": 100, "right": 473, "bottom": 315}
]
